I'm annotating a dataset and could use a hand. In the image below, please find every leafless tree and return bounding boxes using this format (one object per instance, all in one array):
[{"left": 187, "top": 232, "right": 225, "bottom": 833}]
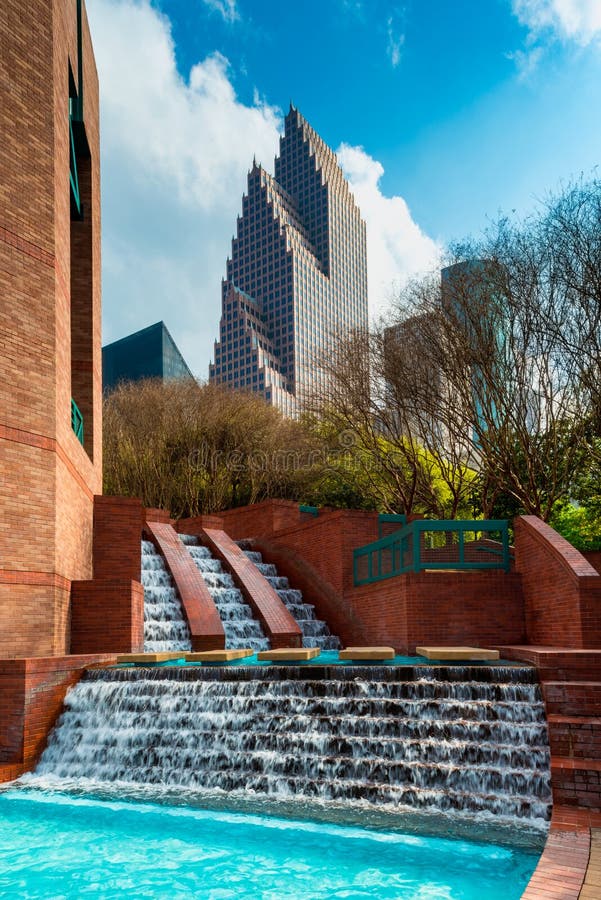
[{"left": 103, "top": 379, "right": 319, "bottom": 516}]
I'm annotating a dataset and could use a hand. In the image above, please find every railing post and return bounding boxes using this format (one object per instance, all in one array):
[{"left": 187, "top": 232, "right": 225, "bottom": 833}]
[
  {"left": 413, "top": 523, "right": 421, "bottom": 572},
  {"left": 502, "top": 524, "right": 510, "bottom": 572},
  {"left": 459, "top": 526, "right": 465, "bottom": 566}
]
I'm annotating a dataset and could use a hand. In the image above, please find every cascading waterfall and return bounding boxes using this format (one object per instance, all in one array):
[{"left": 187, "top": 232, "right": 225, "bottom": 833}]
[
  {"left": 29, "top": 664, "right": 552, "bottom": 834},
  {"left": 238, "top": 541, "right": 341, "bottom": 650},
  {"left": 179, "top": 534, "right": 269, "bottom": 651},
  {"left": 141, "top": 540, "right": 191, "bottom": 652}
]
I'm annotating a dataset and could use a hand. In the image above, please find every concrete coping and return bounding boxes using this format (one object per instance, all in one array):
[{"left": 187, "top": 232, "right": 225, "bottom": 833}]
[
  {"left": 184, "top": 649, "right": 254, "bottom": 662},
  {"left": 115, "top": 653, "right": 186, "bottom": 664},
  {"left": 416, "top": 646, "right": 500, "bottom": 661},
  {"left": 257, "top": 648, "right": 321, "bottom": 661},
  {"left": 339, "top": 647, "right": 396, "bottom": 660}
]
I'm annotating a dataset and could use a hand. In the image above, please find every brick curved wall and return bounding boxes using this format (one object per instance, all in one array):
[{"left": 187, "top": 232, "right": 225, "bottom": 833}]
[{"left": 514, "top": 516, "right": 601, "bottom": 648}]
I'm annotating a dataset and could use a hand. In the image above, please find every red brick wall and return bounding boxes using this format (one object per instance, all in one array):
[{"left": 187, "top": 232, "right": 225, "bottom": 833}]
[
  {"left": 93, "top": 495, "right": 143, "bottom": 582},
  {"left": 0, "top": 0, "right": 102, "bottom": 656},
  {"left": 145, "top": 507, "right": 173, "bottom": 524},
  {"left": 584, "top": 552, "right": 601, "bottom": 576},
  {"left": 0, "top": 654, "right": 115, "bottom": 777},
  {"left": 145, "top": 521, "right": 225, "bottom": 650},
  {"left": 548, "top": 719, "right": 601, "bottom": 760},
  {"left": 263, "top": 510, "right": 380, "bottom": 598},
  {"left": 250, "top": 539, "right": 364, "bottom": 648},
  {"left": 219, "top": 500, "right": 306, "bottom": 539},
  {"left": 501, "top": 647, "right": 601, "bottom": 682},
  {"left": 343, "top": 572, "right": 524, "bottom": 653},
  {"left": 514, "top": 516, "right": 601, "bottom": 648},
  {"left": 543, "top": 681, "right": 601, "bottom": 717},
  {"left": 176, "top": 515, "right": 224, "bottom": 534},
  {"left": 70, "top": 580, "right": 144, "bottom": 653}
]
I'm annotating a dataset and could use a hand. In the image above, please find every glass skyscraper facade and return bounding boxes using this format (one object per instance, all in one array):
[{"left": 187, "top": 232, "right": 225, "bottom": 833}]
[
  {"left": 209, "top": 106, "right": 368, "bottom": 415},
  {"left": 103, "top": 321, "right": 193, "bottom": 393}
]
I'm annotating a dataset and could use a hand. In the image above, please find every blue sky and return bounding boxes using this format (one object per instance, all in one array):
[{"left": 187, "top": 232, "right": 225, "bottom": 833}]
[{"left": 88, "top": 0, "right": 601, "bottom": 377}]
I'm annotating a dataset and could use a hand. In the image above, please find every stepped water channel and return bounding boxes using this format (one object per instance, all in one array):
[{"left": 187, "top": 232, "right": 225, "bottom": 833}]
[
  {"left": 27, "top": 662, "right": 552, "bottom": 842},
  {"left": 141, "top": 540, "right": 191, "bottom": 653},
  {"left": 238, "top": 542, "right": 341, "bottom": 650},
  {"left": 27, "top": 538, "right": 551, "bottom": 847},
  {"left": 179, "top": 534, "right": 269, "bottom": 651}
]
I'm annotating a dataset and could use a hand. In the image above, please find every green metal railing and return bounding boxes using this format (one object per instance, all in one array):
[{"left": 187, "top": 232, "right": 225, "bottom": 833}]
[
  {"left": 69, "top": 0, "right": 84, "bottom": 218},
  {"left": 353, "top": 519, "right": 511, "bottom": 586},
  {"left": 299, "top": 504, "right": 319, "bottom": 517},
  {"left": 69, "top": 107, "right": 81, "bottom": 216},
  {"left": 71, "top": 398, "right": 84, "bottom": 445}
]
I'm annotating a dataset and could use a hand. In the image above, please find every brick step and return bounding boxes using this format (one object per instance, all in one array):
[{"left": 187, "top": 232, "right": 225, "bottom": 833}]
[
  {"left": 547, "top": 715, "right": 601, "bottom": 759},
  {"left": 551, "top": 757, "right": 601, "bottom": 811},
  {"left": 543, "top": 681, "right": 601, "bottom": 717},
  {"left": 500, "top": 648, "right": 601, "bottom": 682}
]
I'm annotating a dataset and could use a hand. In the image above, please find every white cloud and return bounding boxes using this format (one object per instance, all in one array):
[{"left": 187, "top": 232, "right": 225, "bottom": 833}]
[
  {"left": 202, "top": 0, "right": 239, "bottom": 24},
  {"left": 506, "top": 45, "right": 544, "bottom": 78},
  {"left": 512, "top": 0, "right": 601, "bottom": 45},
  {"left": 386, "top": 16, "right": 405, "bottom": 68},
  {"left": 87, "top": 0, "right": 281, "bottom": 377},
  {"left": 337, "top": 144, "right": 441, "bottom": 319},
  {"left": 87, "top": 0, "right": 438, "bottom": 375}
]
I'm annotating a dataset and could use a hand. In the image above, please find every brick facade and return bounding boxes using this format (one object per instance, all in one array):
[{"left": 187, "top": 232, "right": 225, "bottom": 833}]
[
  {"left": 252, "top": 509, "right": 523, "bottom": 653},
  {"left": 93, "top": 495, "right": 144, "bottom": 582},
  {"left": 70, "top": 579, "right": 144, "bottom": 653},
  {"left": 219, "top": 500, "right": 309, "bottom": 540},
  {"left": 584, "top": 552, "right": 601, "bottom": 576},
  {"left": 501, "top": 646, "right": 601, "bottom": 816},
  {"left": 175, "top": 514, "right": 225, "bottom": 534},
  {"left": 69, "top": 495, "right": 144, "bottom": 653},
  {"left": 0, "top": 654, "right": 115, "bottom": 778},
  {"left": 0, "top": 0, "right": 102, "bottom": 657}
]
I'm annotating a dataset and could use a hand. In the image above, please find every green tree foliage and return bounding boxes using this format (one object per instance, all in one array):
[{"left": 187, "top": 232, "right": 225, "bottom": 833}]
[
  {"left": 103, "top": 378, "right": 473, "bottom": 519},
  {"left": 103, "top": 379, "right": 319, "bottom": 517}
]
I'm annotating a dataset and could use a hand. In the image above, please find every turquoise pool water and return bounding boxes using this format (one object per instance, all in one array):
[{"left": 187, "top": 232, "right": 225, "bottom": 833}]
[
  {"left": 0, "top": 789, "right": 539, "bottom": 899},
  {"left": 115, "top": 651, "right": 520, "bottom": 668}
]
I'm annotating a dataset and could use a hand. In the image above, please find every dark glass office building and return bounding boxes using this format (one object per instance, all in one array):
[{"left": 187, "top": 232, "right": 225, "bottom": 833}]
[
  {"left": 209, "top": 106, "right": 368, "bottom": 415},
  {"left": 102, "top": 321, "right": 193, "bottom": 393}
]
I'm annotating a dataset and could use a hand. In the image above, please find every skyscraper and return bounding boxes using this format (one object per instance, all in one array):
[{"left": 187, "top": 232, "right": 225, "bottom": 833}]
[
  {"left": 103, "top": 321, "right": 193, "bottom": 393},
  {"left": 209, "top": 106, "right": 368, "bottom": 415}
]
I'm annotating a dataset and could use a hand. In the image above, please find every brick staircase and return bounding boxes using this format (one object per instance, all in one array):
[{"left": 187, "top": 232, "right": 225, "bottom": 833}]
[
  {"left": 543, "top": 676, "right": 601, "bottom": 813},
  {"left": 502, "top": 648, "right": 601, "bottom": 816},
  {"left": 501, "top": 649, "right": 601, "bottom": 898}
]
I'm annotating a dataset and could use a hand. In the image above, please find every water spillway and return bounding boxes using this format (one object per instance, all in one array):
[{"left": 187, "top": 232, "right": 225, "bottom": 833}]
[
  {"left": 141, "top": 540, "right": 191, "bottom": 652},
  {"left": 239, "top": 543, "right": 341, "bottom": 650},
  {"left": 179, "top": 534, "right": 269, "bottom": 651},
  {"left": 31, "top": 664, "right": 551, "bottom": 834}
]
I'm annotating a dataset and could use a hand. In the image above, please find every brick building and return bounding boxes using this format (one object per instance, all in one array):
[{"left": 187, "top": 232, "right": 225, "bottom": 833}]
[
  {"left": 209, "top": 106, "right": 368, "bottom": 415},
  {"left": 0, "top": 0, "right": 102, "bottom": 656}
]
